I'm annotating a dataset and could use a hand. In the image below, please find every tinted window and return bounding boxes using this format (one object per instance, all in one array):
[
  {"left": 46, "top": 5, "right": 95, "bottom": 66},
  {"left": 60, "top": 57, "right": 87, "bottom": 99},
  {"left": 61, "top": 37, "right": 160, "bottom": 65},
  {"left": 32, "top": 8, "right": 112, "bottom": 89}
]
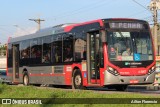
[
  {"left": 20, "top": 40, "right": 30, "bottom": 66},
  {"left": 53, "top": 35, "right": 62, "bottom": 63},
  {"left": 30, "top": 38, "right": 42, "bottom": 64},
  {"left": 7, "top": 43, "right": 12, "bottom": 67},
  {"left": 20, "top": 40, "right": 30, "bottom": 59},
  {"left": 63, "top": 34, "right": 73, "bottom": 62},
  {"left": 42, "top": 36, "right": 51, "bottom": 63}
]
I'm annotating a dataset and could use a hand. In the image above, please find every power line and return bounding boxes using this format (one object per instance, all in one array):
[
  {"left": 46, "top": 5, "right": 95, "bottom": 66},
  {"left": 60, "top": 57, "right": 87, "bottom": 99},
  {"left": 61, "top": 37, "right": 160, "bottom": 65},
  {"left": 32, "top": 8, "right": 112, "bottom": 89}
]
[
  {"left": 56, "top": 0, "right": 105, "bottom": 17},
  {"left": 126, "top": 10, "right": 148, "bottom": 17},
  {"left": 142, "top": 15, "right": 152, "bottom": 19},
  {"left": 141, "top": 14, "right": 160, "bottom": 21},
  {"left": 61, "top": 0, "right": 116, "bottom": 22},
  {"left": 0, "top": 27, "right": 13, "bottom": 34},
  {"left": 13, "top": 25, "right": 30, "bottom": 34},
  {"left": 132, "top": 0, "right": 151, "bottom": 12},
  {"left": 45, "top": 0, "right": 106, "bottom": 20},
  {"left": 47, "top": 0, "right": 115, "bottom": 21},
  {"left": 0, "top": 25, "right": 10, "bottom": 27},
  {"left": 0, "top": 31, "right": 11, "bottom": 41}
]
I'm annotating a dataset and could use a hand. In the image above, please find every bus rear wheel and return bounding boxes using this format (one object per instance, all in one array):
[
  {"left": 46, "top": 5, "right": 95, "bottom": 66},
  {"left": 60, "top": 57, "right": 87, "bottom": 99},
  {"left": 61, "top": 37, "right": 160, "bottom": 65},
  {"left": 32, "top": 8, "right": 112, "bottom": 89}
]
[
  {"left": 23, "top": 74, "right": 29, "bottom": 86},
  {"left": 72, "top": 70, "right": 84, "bottom": 89}
]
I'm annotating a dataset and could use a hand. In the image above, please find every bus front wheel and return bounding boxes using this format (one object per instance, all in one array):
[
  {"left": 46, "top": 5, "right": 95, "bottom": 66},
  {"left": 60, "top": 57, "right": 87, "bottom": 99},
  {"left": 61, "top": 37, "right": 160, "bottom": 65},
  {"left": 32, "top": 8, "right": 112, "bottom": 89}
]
[{"left": 23, "top": 74, "right": 29, "bottom": 86}]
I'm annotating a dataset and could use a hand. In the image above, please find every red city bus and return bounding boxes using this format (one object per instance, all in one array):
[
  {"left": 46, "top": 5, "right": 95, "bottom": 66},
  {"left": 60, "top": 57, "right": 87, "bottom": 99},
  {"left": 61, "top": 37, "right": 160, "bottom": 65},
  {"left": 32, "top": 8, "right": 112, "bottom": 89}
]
[{"left": 7, "top": 18, "right": 156, "bottom": 91}]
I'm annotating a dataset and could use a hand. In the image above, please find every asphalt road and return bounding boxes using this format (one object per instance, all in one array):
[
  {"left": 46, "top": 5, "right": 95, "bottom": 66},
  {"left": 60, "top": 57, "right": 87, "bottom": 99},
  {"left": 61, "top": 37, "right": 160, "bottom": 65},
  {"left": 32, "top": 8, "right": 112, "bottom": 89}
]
[
  {"left": 34, "top": 84, "right": 160, "bottom": 95},
  {"left": 87, "top": 85, "right": 160, "bottom": 95},
  {"left": 1, "top": 76, "right": 160, "bottom": 95}
]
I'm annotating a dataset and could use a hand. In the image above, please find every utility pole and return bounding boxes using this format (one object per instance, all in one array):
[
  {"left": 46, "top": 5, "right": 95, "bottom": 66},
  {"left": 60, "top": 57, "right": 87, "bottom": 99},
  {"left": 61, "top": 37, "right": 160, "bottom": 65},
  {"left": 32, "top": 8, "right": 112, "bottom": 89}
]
[
  {"left": 29, "top": 18, "right": 45, "bottom": 31},
  {"left": 149, "top": 0, "right": 159, "bottom": 55}
]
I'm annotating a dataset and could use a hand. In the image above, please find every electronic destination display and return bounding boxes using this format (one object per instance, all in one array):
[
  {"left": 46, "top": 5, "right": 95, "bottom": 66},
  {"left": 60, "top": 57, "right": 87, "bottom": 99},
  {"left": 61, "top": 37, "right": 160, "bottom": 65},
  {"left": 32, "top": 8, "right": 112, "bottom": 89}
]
[{"left": 109, "top": 22, "right": 144, "bottom": 29}]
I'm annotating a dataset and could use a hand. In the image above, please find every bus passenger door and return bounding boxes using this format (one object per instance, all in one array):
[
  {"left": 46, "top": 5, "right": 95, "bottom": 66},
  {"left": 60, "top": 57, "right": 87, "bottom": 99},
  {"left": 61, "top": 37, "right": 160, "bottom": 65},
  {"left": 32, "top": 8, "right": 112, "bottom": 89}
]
[
  {"left": 87, "top": 31, "right": 100, "bottom": 84},
  {"left": 13, "top": 44, "right": 20, "bottom": 82}
]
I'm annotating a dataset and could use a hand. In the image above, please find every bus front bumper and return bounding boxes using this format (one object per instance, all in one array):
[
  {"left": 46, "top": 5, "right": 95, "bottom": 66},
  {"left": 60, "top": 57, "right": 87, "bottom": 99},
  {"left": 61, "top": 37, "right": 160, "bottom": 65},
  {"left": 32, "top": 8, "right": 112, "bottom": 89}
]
[{"left": 104, "top": 70, "right": 155, "bottom": 85}]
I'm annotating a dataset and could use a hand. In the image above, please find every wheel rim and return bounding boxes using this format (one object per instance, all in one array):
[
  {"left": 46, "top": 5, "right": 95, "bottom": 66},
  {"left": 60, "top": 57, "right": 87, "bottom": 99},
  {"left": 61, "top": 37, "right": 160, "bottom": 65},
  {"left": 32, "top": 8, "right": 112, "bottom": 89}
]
[
  {"left": 75, "top": 75, "right": 81, "bottom": 86},
  {"left": 24, "top": 75, "right": 28, "bottom": 85}
]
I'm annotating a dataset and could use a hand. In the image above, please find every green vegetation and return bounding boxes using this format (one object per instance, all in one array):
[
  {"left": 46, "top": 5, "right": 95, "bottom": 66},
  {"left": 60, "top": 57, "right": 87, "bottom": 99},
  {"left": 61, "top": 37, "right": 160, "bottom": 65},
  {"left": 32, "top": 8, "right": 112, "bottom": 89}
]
[{"left": 0, "top": 84, "right": 160, "bottom": 107}]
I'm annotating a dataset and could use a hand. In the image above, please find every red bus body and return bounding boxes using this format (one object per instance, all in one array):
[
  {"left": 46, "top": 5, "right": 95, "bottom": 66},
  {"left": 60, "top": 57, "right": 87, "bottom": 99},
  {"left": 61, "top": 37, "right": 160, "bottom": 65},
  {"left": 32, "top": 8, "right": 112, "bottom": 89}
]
[{"left": 7, "top": 18, "right": 156, "bottom": 90}]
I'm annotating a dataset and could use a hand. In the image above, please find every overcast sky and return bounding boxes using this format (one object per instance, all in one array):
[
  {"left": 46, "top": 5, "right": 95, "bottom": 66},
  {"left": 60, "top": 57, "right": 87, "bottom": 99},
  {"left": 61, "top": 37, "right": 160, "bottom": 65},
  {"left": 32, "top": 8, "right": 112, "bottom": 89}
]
[{"left": 0, "top": 0, "right": 155, "bottom": 44}]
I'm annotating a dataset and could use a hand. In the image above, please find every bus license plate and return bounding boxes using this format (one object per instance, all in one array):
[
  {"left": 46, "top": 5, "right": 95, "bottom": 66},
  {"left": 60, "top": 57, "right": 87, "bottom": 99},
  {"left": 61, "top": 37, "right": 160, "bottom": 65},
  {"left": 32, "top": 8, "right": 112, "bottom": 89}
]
[{"left": 130, "top": 80, "right": 139, "bottom": 84}]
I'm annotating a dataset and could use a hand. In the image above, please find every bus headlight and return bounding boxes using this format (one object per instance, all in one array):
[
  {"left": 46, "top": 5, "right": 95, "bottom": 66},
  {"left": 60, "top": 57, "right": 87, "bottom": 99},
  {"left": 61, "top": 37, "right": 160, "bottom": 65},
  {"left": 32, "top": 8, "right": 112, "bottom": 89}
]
[
  {"left": 148, "top": 66, "right": 155, "bottom": 75},
  {"left": 107, "top": 66, "right": 119, "bottom": 76}
]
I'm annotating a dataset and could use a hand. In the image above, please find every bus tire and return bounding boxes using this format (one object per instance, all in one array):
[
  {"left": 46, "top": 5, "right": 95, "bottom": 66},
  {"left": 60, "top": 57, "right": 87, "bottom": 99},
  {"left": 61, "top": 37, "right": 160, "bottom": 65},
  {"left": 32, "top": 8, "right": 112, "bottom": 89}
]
[
  {"left": 72, "top": 70, "right": 84, "bottom": 89},
  {"left": 115, "top": 85, "right": 127, "bottom": 91},
  {"left": 23, "top": 74, "right": 29, "bottom": 86}
]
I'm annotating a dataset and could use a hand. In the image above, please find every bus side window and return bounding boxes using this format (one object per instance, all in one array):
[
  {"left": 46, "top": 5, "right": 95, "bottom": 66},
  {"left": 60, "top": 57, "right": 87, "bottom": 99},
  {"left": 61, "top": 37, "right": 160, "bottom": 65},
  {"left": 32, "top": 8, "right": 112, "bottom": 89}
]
[
  {"left": 63, "top": 35, "right": 73, "bottom": 62},
  {"left": 20, "top": 40, "right": 30, "bottom": 59},
  {"left": 51, "top": 43, "right": 56, "bottom": 63},
  {"left": 30, "top": 38, "right": 42, "bottom": 64},
  {"left": 74, "top": 33, "right": 86, "bottom": 61},
  {"left": 52, "top": 35, "right": 62, "bottom": 63},
  {"left": 20, "top": 40, "right": 30, "bottom": 66},
  {"left": 30, "top": 39, "right": 38, "bottom": 58},
  {"left": 42, "top": 36, "right": 51, "bottom": 63}
]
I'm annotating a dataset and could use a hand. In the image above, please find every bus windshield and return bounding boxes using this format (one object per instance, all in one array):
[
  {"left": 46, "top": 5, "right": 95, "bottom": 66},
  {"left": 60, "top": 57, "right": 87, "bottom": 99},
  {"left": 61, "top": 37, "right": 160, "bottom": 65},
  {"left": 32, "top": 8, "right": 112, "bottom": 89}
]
[{"left": 107, "top": 31, "right": 153, "bottom": 61}]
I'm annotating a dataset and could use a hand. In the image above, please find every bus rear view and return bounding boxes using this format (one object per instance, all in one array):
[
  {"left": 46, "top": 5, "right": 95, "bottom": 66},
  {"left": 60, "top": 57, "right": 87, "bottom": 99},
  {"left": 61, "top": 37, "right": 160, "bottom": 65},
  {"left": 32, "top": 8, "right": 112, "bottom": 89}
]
[{"left": 103, "top": 19, "right": 155, "bottom": 90}]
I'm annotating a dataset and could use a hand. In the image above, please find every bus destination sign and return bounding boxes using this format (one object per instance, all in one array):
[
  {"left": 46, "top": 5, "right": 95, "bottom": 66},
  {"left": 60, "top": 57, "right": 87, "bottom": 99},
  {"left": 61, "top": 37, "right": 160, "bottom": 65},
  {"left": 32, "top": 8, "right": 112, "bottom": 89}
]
[{"left": 109, "top": 22, "right": 143, "bottom": 29}]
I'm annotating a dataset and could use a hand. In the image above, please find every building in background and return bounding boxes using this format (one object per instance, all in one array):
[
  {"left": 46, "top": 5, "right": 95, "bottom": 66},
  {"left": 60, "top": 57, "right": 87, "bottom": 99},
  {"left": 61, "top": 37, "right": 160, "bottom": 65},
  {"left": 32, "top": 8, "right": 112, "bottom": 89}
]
[
  {"left": 0, "top": 44, "right": 7, "bottom": 56},
  {"left": 0, "top": 56, "right": 6, "bottom": 69}
]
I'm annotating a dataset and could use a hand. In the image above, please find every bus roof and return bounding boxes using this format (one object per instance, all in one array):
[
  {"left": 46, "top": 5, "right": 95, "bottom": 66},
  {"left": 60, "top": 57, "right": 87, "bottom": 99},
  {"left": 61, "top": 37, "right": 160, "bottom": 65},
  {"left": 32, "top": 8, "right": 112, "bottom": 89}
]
[
  {"left": 9, "top": 18, "right": 148, "bottom": 43},
  {"left": 9, "top": 23, "right": 76, "bottom": 43}
]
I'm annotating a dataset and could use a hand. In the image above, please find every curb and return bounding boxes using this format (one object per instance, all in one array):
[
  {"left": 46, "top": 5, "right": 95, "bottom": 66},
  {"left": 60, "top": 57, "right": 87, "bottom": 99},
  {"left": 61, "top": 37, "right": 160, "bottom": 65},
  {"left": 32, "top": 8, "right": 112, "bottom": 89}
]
[
  {"left": 146, "top": 86, "right": 160, "bottom": 91},
  {"left": 128, "top": 85, "right": 160, "bottom": 91}
]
